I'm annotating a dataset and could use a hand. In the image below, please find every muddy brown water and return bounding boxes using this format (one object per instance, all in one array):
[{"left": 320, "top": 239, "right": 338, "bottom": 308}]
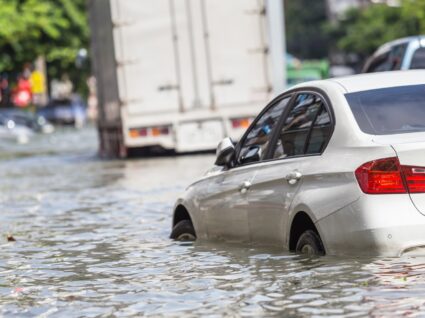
[{"left": 1, "top": 127, "right": 425, "bottom": 317}]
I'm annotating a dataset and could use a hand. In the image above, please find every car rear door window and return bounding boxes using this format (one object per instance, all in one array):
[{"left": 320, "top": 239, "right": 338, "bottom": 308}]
[
  {"left": 389, "top": 44, "right": 408, "bottom": 70},
  {"left": 237, "top": 97, "right": 291, "bottom": 165},
  {"left": 272, "top": 93, "right": 326, "bottom": 159},
  {"left": 305, "top": 106, "right": 332, "bottom": 154},
  {"left": 410, "top": 47, "right": 425, "bottom": 69}
]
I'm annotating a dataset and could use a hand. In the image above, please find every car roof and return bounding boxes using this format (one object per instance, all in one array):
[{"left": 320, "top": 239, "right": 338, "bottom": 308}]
[{"left": 292, "top": 70, "right": 425, "bottom": 94}]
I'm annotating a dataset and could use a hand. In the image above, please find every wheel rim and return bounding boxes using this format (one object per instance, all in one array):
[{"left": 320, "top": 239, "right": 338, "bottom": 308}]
[
  {"left": 300, "top": 244, "right": 315, "bottom": 255},
  {"left": 176, "top": 233, "right": 196, "bottom": 241}
]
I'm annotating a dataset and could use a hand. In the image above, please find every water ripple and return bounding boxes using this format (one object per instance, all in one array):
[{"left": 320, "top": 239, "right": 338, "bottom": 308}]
[{"left": 1, "top": 128, "right": 425, "bottom": 316}]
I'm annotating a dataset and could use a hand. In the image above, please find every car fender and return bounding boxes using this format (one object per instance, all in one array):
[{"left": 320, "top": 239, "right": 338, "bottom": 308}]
[
  {"left": 286, "top": 184, "right": 360, "bottom": 253},
  {"left": 285, "top": 204, "right": 319, "bottom": 247},
  {"left": 172, "top": 194, "right": 206, "bottom": 240}
]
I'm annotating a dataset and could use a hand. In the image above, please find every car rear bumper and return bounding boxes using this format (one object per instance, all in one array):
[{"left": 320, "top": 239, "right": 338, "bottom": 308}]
[{"left": 317, "top": 193, "right": 425, "bottom": 257}]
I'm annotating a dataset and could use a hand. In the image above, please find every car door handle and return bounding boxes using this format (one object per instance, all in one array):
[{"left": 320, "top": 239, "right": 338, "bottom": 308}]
[
  {"left": 239, "top": 181, "right": 252, "bottom": 194},
  {"left": 285, "top": 171, "right": 302, "bottom": 185}
]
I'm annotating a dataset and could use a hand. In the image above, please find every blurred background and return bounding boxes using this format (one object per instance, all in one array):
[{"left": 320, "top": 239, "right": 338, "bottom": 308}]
[{"left": 0, "top": 0, "right": 423, "bottom": 154}]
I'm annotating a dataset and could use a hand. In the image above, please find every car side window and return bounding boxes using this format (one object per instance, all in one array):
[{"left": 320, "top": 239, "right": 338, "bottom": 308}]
[
  {"left": 410, "top": 47, "right": 425, "bottom": 69},
  {"left": 272, "top": 93, "right": 329, "bottom": 159},
  {"left": 365, "top": 52, "right": 391, "bottom": 73},
  {"left": 237, "top": 97, "right": 291, "bottom": 165},
  {"left": 365, "top": 44, "right": 407, "bottom": 73}
]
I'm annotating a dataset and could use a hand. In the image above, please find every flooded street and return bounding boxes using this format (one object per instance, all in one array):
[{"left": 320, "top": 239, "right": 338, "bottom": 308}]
[{"left": 1, "top": 128, "right": 425, "bottom": 317}]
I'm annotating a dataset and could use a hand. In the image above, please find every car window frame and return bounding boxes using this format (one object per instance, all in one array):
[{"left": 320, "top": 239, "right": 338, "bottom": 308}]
[
  {"left": 231, "top": 93, "right": 296, "bottom": 169},
  {"left": 263, "top": 88, "right": 335, "bottom": 162},
  {"left": 229, "top": 87, "right": 335, "bottom": 170}
]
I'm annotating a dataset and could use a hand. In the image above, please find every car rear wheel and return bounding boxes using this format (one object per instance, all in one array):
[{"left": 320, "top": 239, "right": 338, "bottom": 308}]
[
  {"left": 170, "top": 220, "right": 196, "bottom": 241},
  {"left": 295, "top": 230, "right": 325, "bottom": 256}
]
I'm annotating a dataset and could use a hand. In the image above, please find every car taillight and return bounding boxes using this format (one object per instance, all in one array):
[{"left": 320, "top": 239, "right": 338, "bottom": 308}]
[
  {"left": 355, "top": 157, "right": 425, "bottom": 194},
  {"left": 402, "top": 166, "right": 425, "bottom": 193},
  {"left": 231, "top": 118, "right": 252, "bottom": 129},
  {"left": 129, "top": 126, "right": 170, "bottom": 138},
  {"left": 355, "top": 157, "right": 406, "bottom": 194}
]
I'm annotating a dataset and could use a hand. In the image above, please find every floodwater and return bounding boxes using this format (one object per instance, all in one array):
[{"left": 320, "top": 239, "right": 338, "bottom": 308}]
[{"left": 1, "top": 128, "right": 425, "bottom": 317}]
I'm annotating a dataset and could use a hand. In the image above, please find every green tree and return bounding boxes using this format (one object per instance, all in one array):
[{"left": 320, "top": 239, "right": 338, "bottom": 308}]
[
  {"left": 327, "top": 0, "right": 425, "bottom": 60},
  {"left": 401, "top": 0, "right": 425, "bottom": 33},
  {"left": 0, "top": 0, "right": 89, "bottom": 95}
]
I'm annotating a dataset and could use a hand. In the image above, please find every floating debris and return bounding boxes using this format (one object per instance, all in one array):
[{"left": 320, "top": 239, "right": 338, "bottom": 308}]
[{"left": 7, "top": 234, "right": 16, "bottom": 242}]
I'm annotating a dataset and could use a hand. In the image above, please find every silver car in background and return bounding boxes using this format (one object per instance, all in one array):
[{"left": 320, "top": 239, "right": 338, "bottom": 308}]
[
  {"left": 171, "top": 70, "right": 425, "bottom": 257},
  {"left": 363, "top": 35, "right": 425, "bottom": 73}
]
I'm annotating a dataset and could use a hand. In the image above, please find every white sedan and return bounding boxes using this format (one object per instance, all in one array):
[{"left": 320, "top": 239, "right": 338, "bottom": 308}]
[{"left": 170, "top": 70, "right": 425, "bottom": 257}]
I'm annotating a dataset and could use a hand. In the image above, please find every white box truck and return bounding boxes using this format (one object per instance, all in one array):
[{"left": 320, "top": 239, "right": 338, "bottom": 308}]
[{"left": 89, "top": 0, "right": 285, "bottom": 157}]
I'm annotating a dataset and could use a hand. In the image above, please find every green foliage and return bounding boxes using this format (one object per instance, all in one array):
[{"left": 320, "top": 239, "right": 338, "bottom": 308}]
[
  {"left": 284, "top": 0, "right": 330, "bottom": 59},
  {"left": 328, "top": 0, "right": 425, "bottom": 59},
  {"left": 0, "top": 0, "right": 89, "bottom": 95},
  {"left": 401, "top": 0, "right": 425, "bottom": 33}
]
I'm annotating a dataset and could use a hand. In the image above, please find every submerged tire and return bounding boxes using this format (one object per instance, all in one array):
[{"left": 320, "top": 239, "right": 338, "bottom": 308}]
[
  {"left": 170, "top": 220, "right": 196, "bottom": 241},
  {"left": 295, "top": 230, "right": 325, "bottom": 256}
]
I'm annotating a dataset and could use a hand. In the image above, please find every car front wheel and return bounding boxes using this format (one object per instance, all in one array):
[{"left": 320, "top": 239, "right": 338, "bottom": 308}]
[
  {"left": 170, "top": 220, "right": 196, "bottom": 241},
  {"left": 295, "top": 230, "right": 325, "bottom": 256}
]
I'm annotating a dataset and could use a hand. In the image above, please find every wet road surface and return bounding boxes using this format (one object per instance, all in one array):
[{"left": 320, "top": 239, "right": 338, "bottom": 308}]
[{"left": 1, "top": 128, "right": 425, "bottom": 317}]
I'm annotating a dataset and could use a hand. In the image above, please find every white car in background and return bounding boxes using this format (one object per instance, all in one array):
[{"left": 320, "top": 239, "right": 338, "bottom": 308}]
[
  {"left": 171, "top": 71, "right": 425, "bottom": 257},
  {"left": 0, "top": 114, "right": 34, "bottom": 144},
  {"left": 363, "top": 36, "right": 425, "bottom": 73}
]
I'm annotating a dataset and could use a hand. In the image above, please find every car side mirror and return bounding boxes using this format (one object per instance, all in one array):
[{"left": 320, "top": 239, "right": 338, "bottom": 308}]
[
  {"left": 215, "top": 137, "right": 235, "bottom": 167},
  {"left": 240, "top": 145, "right": 261, "bottom": 164}
]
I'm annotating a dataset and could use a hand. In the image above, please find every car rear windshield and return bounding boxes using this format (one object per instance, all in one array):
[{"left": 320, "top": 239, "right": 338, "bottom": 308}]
[{"left": 345, "top": 84, "right": 425, "bottom": 135}]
